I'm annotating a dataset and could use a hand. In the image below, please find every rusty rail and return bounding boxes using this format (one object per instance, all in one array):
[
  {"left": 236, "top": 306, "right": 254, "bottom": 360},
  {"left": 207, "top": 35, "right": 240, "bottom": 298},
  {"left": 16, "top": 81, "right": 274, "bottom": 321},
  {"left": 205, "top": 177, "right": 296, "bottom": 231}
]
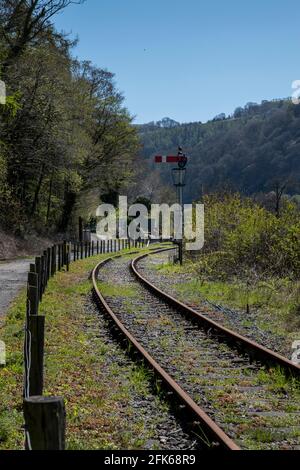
[
  {"left": 92, "top": 253, "right": 240, "bottom": 451},
  {"left": 131, "top": 249, "right": 300, "bottom": 378}
]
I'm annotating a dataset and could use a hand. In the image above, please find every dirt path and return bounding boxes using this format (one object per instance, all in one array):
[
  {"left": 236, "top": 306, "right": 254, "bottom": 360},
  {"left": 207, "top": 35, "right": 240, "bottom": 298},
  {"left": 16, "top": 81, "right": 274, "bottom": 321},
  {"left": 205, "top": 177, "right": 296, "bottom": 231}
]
[{"left": 0, "top": 259, "right": 32, "bottom": 320}]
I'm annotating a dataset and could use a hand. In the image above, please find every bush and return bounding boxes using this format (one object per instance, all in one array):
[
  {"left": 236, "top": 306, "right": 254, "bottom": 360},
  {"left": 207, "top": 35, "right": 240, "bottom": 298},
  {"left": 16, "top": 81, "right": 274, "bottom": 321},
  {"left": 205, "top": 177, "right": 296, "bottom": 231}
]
[{"left": 200, "top": 193, "right": 300, "bottom": 278}]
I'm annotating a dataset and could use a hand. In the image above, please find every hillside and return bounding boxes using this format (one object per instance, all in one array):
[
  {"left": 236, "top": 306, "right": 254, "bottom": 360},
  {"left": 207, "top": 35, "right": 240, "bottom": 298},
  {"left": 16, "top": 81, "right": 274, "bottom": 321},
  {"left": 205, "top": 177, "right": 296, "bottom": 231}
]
[{"left": 137, "top": 100, "right": 300, "bottom": 202}]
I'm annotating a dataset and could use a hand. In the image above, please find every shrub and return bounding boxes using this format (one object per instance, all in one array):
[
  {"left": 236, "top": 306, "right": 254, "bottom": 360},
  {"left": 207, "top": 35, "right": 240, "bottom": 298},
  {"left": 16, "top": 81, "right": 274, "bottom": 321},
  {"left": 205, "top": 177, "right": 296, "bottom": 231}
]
[{"left": 199, "top": 193, "right": 300, "bottom": 278}]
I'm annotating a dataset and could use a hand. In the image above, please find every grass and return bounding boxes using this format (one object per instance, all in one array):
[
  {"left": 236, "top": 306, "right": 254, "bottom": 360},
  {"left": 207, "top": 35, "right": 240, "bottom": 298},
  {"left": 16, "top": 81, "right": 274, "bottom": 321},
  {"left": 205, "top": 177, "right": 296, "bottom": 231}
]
[
  {"left": 154, "top": 260, "right": 194, "bottom": 275},
  {"left": 0, "top": 288, "right": 26, "bottom": 449},
  {"left": 97, "top": 282, "right": 137, "bottom": 298},
  {"left": 0, "top": 244, "right": 170, "bottom": 450},
  {"left": 152, "top": 255, "right": 300, "bottom": 350},
  {"left": 255, "top": 367, "right": 299, "bottom": 394}
]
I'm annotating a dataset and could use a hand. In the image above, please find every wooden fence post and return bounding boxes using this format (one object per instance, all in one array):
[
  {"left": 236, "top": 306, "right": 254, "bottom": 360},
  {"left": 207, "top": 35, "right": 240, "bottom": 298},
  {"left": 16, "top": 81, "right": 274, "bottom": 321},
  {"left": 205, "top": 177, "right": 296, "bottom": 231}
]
[
  {"left": 63, "top": 241, "right": 67, "bottom": 268},
  {"left": 23, "top": 396, "right": 66, "bottom": 450},
  {"left": 27, "top": 273, "right": 39, "bottom": 317},
  {"left": 51, "top": 246, "right": 55, "bottom": 276},
  {"left": 79, "top": 216, "right": 83, "bottom": 243},
  {"left": 42, "top": 251, "right": 47, "bottom": 292},
  {"left": 58, "top": 245, "right": 61, "bottom": 271},
  {"left": 27, "top": 315, "right": 45, "bottom": 397},
  {"left": 60, "top": 244, "right": 63, "bottom": 269},
  {"left": 61, "top": 243, "right": 64, "bottom": 269},
  {"left": 47, "top": 248, "right": 51, "bottom": 282},
  {"left": 66, "top": 243, "right": 70, "bottom": 272},
  {"left": 44, "top": 252, "right": 47, "bottom": 291},
  {"left": 35, "top": 257, "right": 42, "bottom": 301},
  {"left": 54, "top": 245, "right": 57, "bottom": 274},
  {"left": 45, "top": 249, "right": 49, "bottom": 285}
]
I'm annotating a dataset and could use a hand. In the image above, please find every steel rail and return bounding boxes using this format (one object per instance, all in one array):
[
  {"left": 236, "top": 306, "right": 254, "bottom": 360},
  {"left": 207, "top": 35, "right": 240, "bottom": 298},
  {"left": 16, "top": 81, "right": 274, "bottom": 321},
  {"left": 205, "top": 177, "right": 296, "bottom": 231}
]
[
  {"left": 131, "top": 249, "right": 300, "bottom": 377},
  {"left": 91, "top": 254, "right": 240, "bottom": 451}
]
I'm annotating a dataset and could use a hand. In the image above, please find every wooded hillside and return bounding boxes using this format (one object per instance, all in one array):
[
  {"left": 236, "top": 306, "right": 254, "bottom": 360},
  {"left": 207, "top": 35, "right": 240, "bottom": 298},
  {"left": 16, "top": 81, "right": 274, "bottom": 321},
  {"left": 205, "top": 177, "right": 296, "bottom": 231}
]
[{"left": 138, "top": 100, "right": 300, "bottom": 202}]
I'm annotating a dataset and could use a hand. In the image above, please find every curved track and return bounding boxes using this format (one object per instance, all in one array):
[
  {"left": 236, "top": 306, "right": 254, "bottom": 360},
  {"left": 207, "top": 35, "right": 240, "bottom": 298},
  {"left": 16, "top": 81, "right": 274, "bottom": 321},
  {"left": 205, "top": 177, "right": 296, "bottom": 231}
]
[
  {"left": 92, "top": 248, "right": 300, "bottom": 451},
  {"left": 131, "top": 250, "right": 300, "bottom": 377}
]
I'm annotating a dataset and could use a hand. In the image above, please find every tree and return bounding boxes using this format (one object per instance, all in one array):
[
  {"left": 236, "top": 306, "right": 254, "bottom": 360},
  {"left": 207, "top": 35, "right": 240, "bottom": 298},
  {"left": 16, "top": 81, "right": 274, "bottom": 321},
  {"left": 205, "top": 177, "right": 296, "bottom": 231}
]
[
  {"left": 0, "top": 0, "right": 85, "bottom": 71},
  {"left": 0, "top": 0, "right": 140, "bottom": 234}
]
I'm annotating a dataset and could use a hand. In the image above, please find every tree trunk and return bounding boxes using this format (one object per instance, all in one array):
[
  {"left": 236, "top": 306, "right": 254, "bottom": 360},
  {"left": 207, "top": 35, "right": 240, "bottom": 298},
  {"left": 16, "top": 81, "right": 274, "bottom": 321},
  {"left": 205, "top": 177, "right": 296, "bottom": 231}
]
[
  {"left": 31, "top": 164, "right": 45, "bottom": 216},
  {"left": 58, "top": 181, "right": 77, "bottom": 232},
  {"left": 46, "top": 171, "right": 54, "bottom": 224}
]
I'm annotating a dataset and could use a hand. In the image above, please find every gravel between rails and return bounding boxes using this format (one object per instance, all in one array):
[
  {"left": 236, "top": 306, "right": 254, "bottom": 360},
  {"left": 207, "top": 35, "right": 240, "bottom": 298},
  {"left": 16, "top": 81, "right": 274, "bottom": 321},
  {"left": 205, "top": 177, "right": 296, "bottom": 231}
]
[
  {"left": 96, "top": 254, "right": 300, "bottom": 450},
  {"left": 85, "top": 295, "right": 201, "bottom": 450},
  {"left": 139, "top": 251, "right": 291, "bottom": 358}
]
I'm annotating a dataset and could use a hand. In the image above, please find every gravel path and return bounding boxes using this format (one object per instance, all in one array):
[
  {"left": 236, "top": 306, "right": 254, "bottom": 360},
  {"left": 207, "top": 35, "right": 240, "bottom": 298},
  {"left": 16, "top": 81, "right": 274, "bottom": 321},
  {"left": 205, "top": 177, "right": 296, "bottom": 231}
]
[{"left": 0, "top": 259, "right": 32, "bottom": 320}]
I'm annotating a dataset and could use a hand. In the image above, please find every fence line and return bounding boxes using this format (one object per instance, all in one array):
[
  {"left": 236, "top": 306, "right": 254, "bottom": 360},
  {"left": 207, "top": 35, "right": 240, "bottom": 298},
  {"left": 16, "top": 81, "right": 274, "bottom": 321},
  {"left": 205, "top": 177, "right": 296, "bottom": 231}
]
[{"left": 23, "top": 238, "right": 146, "bottom": 450}]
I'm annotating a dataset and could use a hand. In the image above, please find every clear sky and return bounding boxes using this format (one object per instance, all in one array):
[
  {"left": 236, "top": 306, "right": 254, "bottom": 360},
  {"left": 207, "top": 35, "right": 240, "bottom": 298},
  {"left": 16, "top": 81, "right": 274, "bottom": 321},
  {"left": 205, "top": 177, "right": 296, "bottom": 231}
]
[{"left": 54, "top": 0, "right": 300, "bottom": 124}]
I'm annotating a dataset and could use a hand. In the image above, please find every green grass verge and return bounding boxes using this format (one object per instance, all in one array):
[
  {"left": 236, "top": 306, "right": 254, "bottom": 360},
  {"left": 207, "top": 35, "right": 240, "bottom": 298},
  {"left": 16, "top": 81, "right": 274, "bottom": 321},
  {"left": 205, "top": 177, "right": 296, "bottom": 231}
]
[{"left": 0, "top": 245, "right": 169, "bottom": 450}]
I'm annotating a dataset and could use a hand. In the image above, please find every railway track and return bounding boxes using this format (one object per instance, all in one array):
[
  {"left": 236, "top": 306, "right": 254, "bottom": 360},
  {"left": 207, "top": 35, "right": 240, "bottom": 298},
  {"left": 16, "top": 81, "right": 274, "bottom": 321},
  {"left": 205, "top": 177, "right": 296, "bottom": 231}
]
[{"left": 92, "top": 247, "right": 300, "bottom": 451}]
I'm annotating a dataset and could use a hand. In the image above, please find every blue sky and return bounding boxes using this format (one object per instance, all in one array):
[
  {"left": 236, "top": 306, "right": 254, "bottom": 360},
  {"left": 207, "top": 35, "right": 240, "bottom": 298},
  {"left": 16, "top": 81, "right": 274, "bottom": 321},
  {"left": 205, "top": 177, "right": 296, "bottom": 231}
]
[{"left": 54, "top": 0, "right": 300, "bottom": 124}]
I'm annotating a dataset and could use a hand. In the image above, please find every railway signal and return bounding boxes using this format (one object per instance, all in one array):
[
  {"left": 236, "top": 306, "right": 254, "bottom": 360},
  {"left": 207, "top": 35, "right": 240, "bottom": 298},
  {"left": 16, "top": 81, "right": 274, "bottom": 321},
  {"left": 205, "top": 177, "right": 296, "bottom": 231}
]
[
  {"left": 154, "top": 147, "right": 188, "bottom": 265},
  {"left": 155, "top": 155, "right": 187, "bottom": 164}
]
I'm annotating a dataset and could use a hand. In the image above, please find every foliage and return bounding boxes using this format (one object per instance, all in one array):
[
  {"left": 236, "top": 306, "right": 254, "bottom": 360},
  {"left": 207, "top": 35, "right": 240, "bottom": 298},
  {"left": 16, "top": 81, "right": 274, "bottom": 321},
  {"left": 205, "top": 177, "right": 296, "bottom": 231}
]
[
  {"left": 196, "top": 193, "right": 300, "bottom": 278},
  {"left": 138, "top": 100, "right": 300, "bottom": 201},
  {"left": 0, "top": 0, "right": 139, "bottom": 234}
]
